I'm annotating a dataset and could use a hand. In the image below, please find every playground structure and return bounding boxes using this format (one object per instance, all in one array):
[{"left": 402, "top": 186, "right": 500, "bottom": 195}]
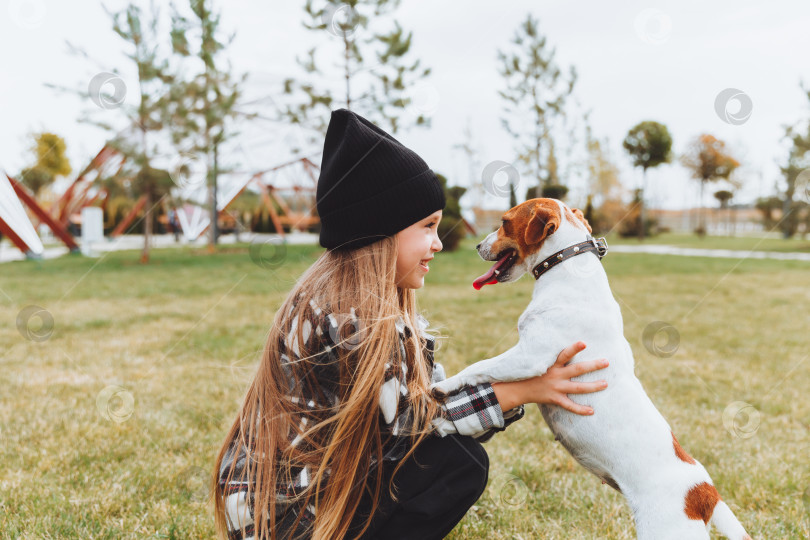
[
  {"left": 216, "top": 155, "right": 322, "bottom": 238},
  {"left": 0, "top": 173, "right": 46, "bottom": 258},
  {"left": 1, "top": 144, "right": 127, "bottom": 257},
  {"left": 0, "top": 138, "right": 328, "bottom": 260},
  {"left": 108, "top": 154, "right": 322, "bottom": 242},
  {"left": 2, "top": 117, "right": 478, "bottom": 260}
]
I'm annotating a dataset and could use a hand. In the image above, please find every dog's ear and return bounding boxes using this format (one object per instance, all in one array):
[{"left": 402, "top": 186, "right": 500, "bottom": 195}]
[
  {"left": 525, "top": 202, "right": 561, "bottom": 245},
  {"left": 571, "top": 207, "right": 592, "bottom": 233}
]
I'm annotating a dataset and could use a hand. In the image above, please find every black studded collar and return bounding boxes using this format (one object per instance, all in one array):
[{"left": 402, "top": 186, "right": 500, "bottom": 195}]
[{"left": 531, "top": 235, "right": 608, "bottom": 280}]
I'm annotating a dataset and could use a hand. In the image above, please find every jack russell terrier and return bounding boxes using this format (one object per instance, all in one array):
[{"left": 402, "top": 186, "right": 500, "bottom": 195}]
[{"left": 430, "top": 198, "right": 751, "bottom": 540}]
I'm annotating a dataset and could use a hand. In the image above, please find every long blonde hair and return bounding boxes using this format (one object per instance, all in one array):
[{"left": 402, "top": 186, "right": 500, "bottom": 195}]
[{"left": 211, "top": 235, "right": 443, "bottom": 540}]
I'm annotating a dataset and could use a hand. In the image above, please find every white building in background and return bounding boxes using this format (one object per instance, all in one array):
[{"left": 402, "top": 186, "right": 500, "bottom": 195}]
[
  {"left": 652, "top": 206, "right": 766, "bottom": 235},
  {"left": 469, "top": 204, "right": 771, "bottom": 236}
]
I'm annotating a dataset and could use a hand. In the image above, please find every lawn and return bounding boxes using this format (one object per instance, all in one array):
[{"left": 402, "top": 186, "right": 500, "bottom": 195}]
[
  {"left": 1, "top": 237, "right": 808, "bottom": 539},
  {"left": 603, "top": 229, "right": 810, "bottom": 253}
]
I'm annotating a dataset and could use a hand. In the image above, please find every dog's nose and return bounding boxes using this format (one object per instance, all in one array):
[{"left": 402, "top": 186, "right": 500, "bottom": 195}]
[{"left": 476, "top": 242, "right": 481, "bottom": 249}]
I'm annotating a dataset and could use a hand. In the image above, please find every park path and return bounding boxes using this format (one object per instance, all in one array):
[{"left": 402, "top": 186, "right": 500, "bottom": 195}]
[
  {"left": 609, "top": 243, "right": 810, "bottom": 261},
  {"left": 5, "top": 234, "right": 810, "bottom": 263},
  {"left": 0, "top": 232, "right": 321, "bottom": 263}
]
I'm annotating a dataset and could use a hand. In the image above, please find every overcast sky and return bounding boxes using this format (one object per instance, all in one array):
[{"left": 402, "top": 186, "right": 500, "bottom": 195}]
[{"left": 2, "top": 0, "right": 810, "bottom": 213}]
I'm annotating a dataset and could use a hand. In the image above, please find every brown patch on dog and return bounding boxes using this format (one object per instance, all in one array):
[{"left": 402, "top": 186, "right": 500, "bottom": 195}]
[
  {"left": 570, "top": 207, "right": 592, "bottom": 233},
  {"left": 671, "top": 431, "right": 696, "bottom": 464},
  {"left": 600, "top": 474, "right": 622, "bottom": 494},
  {"left": 683, "top": 482, "right": 721, "bottom": 524},
  {"left": 743, "top": 535, "right": 752, "bottom": 540},
  {"left": 564, "top": 206, "right": 593, "bottom": 233},
  {"left": 430, "top": 386, "right": 448, "bottom": 402},
  {"left": 523, "top": 199, "right": 561, "bottom": 246},
  {"left": 564, "top": 207, "right": 578, "bottom": 227},
  {"left": 488, "top": 198, "right": 562, "bottom": 265}
]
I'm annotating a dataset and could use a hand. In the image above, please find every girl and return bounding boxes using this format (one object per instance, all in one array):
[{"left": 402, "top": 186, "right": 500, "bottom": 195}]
[{"left": 212, "top": 109, "right": 609, "bottom": 540}]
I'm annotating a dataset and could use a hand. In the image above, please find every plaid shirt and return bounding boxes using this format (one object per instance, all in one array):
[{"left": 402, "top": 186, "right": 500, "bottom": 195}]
[{"left": 219, "top": 296, "right": 525, "bottom": 539}]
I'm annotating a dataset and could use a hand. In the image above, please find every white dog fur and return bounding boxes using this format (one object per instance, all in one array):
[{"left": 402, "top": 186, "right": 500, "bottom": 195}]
[{"left": 430, "top": 198, "right": 751, "bottom": 540}]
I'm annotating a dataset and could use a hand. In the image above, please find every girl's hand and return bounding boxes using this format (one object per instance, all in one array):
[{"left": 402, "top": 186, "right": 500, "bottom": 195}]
[{"left": 491, "top": 341, "right": 609, "bottom": 415}]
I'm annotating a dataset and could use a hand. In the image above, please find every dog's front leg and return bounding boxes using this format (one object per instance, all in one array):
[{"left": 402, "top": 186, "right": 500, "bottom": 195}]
[{"left": 431, "top": 341, "right": 550, "bottom": 397}]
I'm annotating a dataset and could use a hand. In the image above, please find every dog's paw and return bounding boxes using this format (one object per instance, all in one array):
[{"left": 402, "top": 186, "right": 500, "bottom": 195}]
[
  {"left": 430, "top": 376, "right": 464, "bottom": 399},
  {"left": 430, "top": 385, "right": 448, "bottom": 402}
]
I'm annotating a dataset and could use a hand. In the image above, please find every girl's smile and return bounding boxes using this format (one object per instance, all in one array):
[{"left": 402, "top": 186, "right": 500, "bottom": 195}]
[{"left": 395, "top": 209, "right": 443, "bottom": 288}]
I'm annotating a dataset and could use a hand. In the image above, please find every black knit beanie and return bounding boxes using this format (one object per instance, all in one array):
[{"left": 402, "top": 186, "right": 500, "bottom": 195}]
[{"left": 316, "top": 108, "right": 446, "bottom": 251}]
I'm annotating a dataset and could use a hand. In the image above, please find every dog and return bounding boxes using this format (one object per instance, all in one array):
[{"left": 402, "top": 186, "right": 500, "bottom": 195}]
[{"left": 430, "top": 198, "right": 751, "bottom": 540}]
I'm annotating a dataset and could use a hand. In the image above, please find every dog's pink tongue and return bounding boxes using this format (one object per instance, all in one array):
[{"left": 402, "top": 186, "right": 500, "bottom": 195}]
[{"left": 472, "top": 252, "right": 513, "bottom": 290}]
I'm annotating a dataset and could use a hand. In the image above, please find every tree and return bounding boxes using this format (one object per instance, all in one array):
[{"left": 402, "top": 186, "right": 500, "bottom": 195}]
[
  {"left": 618, "top": 188, "right": 657, "bottom": 238},
  {"left": 527, "top": 183, "right": 568, "bottom": 201},
  {"left": 779, "top": 82, "right": 810, "bottom": 238},
  {"left": 755, "top": 195, "right": 783, "bottom": 230},
  {"left": 48, "top": 2, "right": 177, "bottom": 263},
  {"left": 105, "top": 3, "right": 177, "bottom": 263},
  {"left": 167, "top": 0, "right": 246, "bottom": 249},
  {"left": 497, "top": 13, "right": 577, "bottom": 199},
  {"left": 435, "top": 173, "right": 467, "bottom": 252},
  {"left": 452, "top": 117, "right": 484, "bottom": 209},
  {"left": 622, "top": 121, "right": 672, "bottom": 240},
  {"left": 714, "top": 189, "right": 734, "bottom": 235},
  {"left": 714, "top": 190, "right": 733, "bottom": 207},
  {"left": 130, "top": 164, "right": 176, "bottom": 236},
  {"left": 17, "top": 132, "right": 73, "bottom": 196},
  {"left": 584, "top": 122, "right": 623, "bottom": 207},
  {"left": 680, "top": 134, "right": 740, "bottom": 237},
  {"left": 281, "top": 0, "right": 432, "bottom": 136}
]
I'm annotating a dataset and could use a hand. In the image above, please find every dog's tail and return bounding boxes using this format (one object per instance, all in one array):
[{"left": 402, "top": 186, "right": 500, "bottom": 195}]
[{"left": 710, "top": 500, "right": 751, "bottom": 540}]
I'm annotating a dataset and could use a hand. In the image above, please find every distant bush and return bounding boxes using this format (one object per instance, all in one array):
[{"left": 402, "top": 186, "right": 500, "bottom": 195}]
[
  {"left": 435, "top": 172, "right": 468, "bottom": 252},
  {"left": 619, "top": 215, "right": 658, "bottom": 238},
  {"left": 438, "top": 218, "right": 466, "bottom": 252},
  {"left": 525, "top": 183, "right": 569, "bottom": 201},
  {"left": 588, "top": 199, "right": 628, "bottom": 236}
]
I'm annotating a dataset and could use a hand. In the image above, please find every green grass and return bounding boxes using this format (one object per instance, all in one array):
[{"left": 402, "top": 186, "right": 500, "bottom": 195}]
[
  {"left": 603, "top": 230, "right": 810, "bottom": 253},
  {"left": 1, "top": 238, "right": 808, "bottom": 538}
]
